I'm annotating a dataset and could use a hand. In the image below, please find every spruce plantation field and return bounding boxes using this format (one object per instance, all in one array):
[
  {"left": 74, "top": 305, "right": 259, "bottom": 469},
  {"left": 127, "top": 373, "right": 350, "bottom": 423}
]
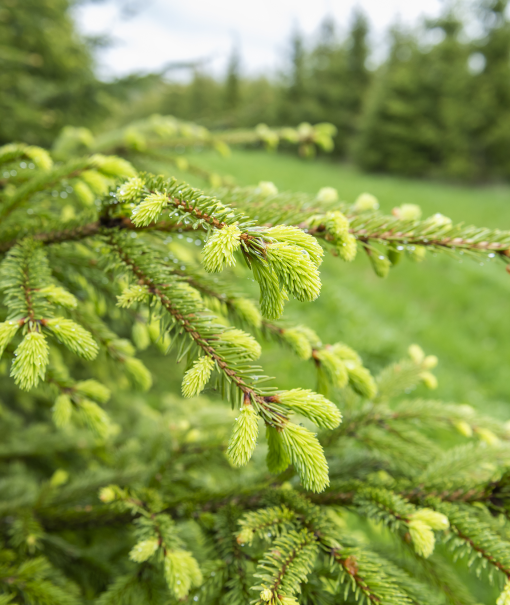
[{"left": 152, "top": 149, "right": 510, "bottom": 418}]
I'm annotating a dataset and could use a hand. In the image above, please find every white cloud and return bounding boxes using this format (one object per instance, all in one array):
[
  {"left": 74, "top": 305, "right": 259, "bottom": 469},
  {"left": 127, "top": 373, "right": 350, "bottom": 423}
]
[{"left": 75, "top": 0, "right": 443, "bottom": 79}]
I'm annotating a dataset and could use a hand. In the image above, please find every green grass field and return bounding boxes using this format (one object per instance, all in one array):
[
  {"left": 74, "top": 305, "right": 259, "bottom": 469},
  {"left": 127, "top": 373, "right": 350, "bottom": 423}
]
[{"left": 166, "top": 149, "right": 510, "bottom": 420}]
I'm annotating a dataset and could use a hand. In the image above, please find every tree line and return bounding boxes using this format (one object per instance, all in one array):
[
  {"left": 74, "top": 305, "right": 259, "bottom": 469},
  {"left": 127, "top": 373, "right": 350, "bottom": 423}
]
[{"left": 2, "top": 0, "right": 510, "bottom": 181}]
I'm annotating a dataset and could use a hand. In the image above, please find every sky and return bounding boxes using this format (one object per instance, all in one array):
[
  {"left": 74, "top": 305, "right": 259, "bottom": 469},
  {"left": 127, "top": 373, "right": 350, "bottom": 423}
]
[{"left": 75, "top": 0, "right": 445, "bottom": 80}]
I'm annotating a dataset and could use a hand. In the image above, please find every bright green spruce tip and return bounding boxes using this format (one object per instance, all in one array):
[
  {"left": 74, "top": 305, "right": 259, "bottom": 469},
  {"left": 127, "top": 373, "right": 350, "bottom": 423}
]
[
  {"left": 81, "top": 169, "right": 109, "bottom": 196},
  {"left": 164, "top": 549, "right": 203, "bottom": 600},
  {"left": 117, "top": 284, "right": 150, "bottom": 308},
  {"left": 0, "top": 320, "right": 20, "bottom": 357},
  {"left": 251, "top": 258, "right": 288, "bottom": 320},
  {"left": 201, "top": 224, "right": 242, "bottom": 273},
  {"left": 266, "top": 242, "right": 321, "bottom": 303},
  {"left": 315, "top": 348, "right": 348, "bottom": 389},
  {"left": 73, "top": 180, "right": 95, "bottom": 206},
  {"left": 344, "top": 361, "right": 377, "bottom": 399},
  {"left": 265, "top": 225, "right": 324, "bottom": 267},
  {"left": 11, "top": 330, "right": 49, "bottom": 391},
  {"left": 53, "top": 393, "right": 73, "bottom": 428},
  {"left": 336, "top": 232, "right": 358, "bottom": 262},
  {"left": 129, "top": 537, "right": 159, "bottom": 563},
  {"left": 44, "top": 317, "right": 99, "bottom": 360},
  {"left": 280, "top": 423, "right": 329, "bottom": 493},
  {"left": 411, "top": 508, "right": 449, "bottom": 531},
  {"left": 75, "top": 379, "right": 111, "bottom": 404},
  {"left": 39, "top": 285, "right": 78, "bottom": 309},
  {"left": 79, "top": 399, "right": 112, "bottom": 438},
  {"left": 407, "top": 518, "right": 436, "bottom": 558},
  {"left": 266, "top": 425, "right": 291, "bottom": 474},
  {"left": 498, "top": 580, "right": 510, "bottom": 605},
  {"left": 124, "top": 356, "right": 153, "bottom": 391},
  {"left": 282, "top": 327, "right": 313, "bottom": 360},
  {"left": 117, "top": 176, "right": 145, "bottom": 202},
  {"left": 227, "top": 403, "right": 259, "bottom": 467},
  {"left": 230, "top": 297, "right": 262, "bottom": 328},
  {"left": 330, "top": 342, "right": 362, "bottom": 364},
  {"left": 220, "top": 328, "right": 262, "bottom": 360},
  {"left": 131, "top": 192, "right": 168, "bottom": 227},
  {"left": 368, "top": 250, "right": 391, "bottom": 278},
  {"left": 278, "top": 389, "right": 342, "bottom": 430},
  {"left": 181, "top": 355, "right": 215, "bottom": 398}
]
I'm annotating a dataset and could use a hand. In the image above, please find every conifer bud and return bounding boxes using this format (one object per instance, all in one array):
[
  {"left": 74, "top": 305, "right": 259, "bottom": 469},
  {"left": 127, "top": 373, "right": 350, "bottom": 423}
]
[
  {"left": 282, "top": 328, "right": 313, "bottom": 360},
  {"left": 316, "top": 187, "right": 338, "bottom": 203},
  {"left": 73, "top": 180, "right": 95, "bottom": 206},
  {"left": 25, "top": 145, "right": 53, "bottom": 170},
  {"left": 497, "top": 580, "right": 510, "bottom": 605},
  {"left": 367, "top": 250, "right": 391, "bottom": 278},
  {"left": 132, "top": 321, "right": 150, "bottom": 351},
  {"left": 81, "top": 170, "right": 109, "bottom": 196},
  {"left": 79, "top": 399, "right": 112, "bottom": 438},
  {"left": 230, "top": 297, "right": 262, "bottom": 328},
  {"left": 393, "top": 204, "right": 422, "bottom": 220},
  {"left": 124, "top": 357, "right": 153, "bottom": 391},
  {"left": 408, "top": 519, "right": 435, "bottom": 558},
  {"left": 408, "top": 344, "right": 425, "bottom": 364},
  {"left": 260, "top": 588, "right": 273, "bottom": 602},
  {"left": 117, "top": 284, "right": 149, "bottom": 308},
  {"left": 50, "top": 469, "right": 69, "bottom": 487},
  {"left": 330, "top": 342, "right": 361, "bottom": 364},
  {"left": 220, "top": 329, "right": 261, "bottom": 360},
  {"left": 0, "top": 320, "right": 20, "bottom": 357},
  {"left": 315, "top": 348, "right": 348, "bottom": 389},
  {"left": 454, "top": 420, "right": 473, "bottom": 438},
  {"left": 53, "top": 393, "right": 73, "bottom": 428},
  {"left": 266, "top": 425, "right": 291, "bottom": 474},
  {"left": 265, "top": 225, "right": 324, "bottom": 267},
  {"left": 407, "top": 245, "right": 426, "bottom": 262},
  {"left": 252, "top": 260, "right": 288, "bottom": 320},
  {"left": 129, "top": 537, "right": 159, "bottom": 563},
  {"left": 91, "top": 154, "right": 136, "bottom": 178},
  {"left": 428, "top": 213, "right": 452, "bottom": 227},
  {"left": 257, "top": 181, "right": 278, "bottom": 196},
  {"left": 182, "top": 356, "right": 215, "bottom": 398},
  {"left": 411, "top": 509, "right": 449, "bottom": 531},
  {"left": 423, "top": 355, "right": 438, "bottom": 369},
  {"left": 345, "top": 362, "right": 377, "bottom": 399},
  {"left": 99, "top": 486, "right": 117, "bottom": 503},
  {"left": 227, "top": 403, "right": 259, "bottom": 467},
  {"left": 476, "top": 427, "right": 499, "bottom": 446},
  {"left": 420, "top": 371, "right": 438, "bottom": 390},
  {"left": 266, "top": 242, "right": 321, "bottom": 303},
  {"left": 11, "top": 331, "right": 49, "bottom": 391},
  {"left": 280, "top": 423, "right": 329, "bottom": 492},
  {"left": 39, "top": 286, "right": 78, "bottom": 309},
  {"left": 202, "top": 224, "right": 242, "bottom": 273},
  {"left": 164, "top": 550, "right": 203, "bottom": 599},
  {"left": 45, "top": 318, "right": 99, "bottom": 360},
  {"left": 117, "top": 176, "right": 145, "bottom": 202},
  {"left": 353, "top": 193, "right": 379, "bottom": 212},
  {"left": 325, "top": 211, "right": 349, "bottom": 238},
  {"left": 75, "top": 380, "right": 111, "bottom": 404},
  {"left": 131, "top": 193, "right": 168, "bottom": 227},
  {"left": 236, "top": 527, "right": 254, "bottom": 545},
  {"left": 278, "top": 388, "right": 342, "bottom": 430},
  {"left": 336, "top": 233, "right": 358, "bottom": 262}
]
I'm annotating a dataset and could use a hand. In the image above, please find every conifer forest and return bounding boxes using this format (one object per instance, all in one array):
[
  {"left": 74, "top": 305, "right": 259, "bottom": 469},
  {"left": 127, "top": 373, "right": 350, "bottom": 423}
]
[{"left": 3, "top": 1, "right": 510, "bottom": 604}]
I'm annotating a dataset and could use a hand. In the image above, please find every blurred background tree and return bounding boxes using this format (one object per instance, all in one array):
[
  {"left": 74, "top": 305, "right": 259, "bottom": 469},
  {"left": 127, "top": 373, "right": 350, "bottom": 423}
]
[
  {"left": 0, "top": 0, "right": 112, "bottom": 146},
  {"left": 2, "top": 0, "right": 510, "bottom": 179}
]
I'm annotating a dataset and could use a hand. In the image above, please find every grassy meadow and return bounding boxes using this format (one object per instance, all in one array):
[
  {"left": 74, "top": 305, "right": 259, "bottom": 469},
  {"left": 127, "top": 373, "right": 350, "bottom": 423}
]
[{"left": 156, "top": 149, "right": 510, "bottom": 419}]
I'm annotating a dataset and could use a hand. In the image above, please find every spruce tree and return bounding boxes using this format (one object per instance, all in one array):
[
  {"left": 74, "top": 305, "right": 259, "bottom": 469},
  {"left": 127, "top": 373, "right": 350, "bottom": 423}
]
[{"left": 2, "top": 114, "right": 510, "bottom": 604}]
